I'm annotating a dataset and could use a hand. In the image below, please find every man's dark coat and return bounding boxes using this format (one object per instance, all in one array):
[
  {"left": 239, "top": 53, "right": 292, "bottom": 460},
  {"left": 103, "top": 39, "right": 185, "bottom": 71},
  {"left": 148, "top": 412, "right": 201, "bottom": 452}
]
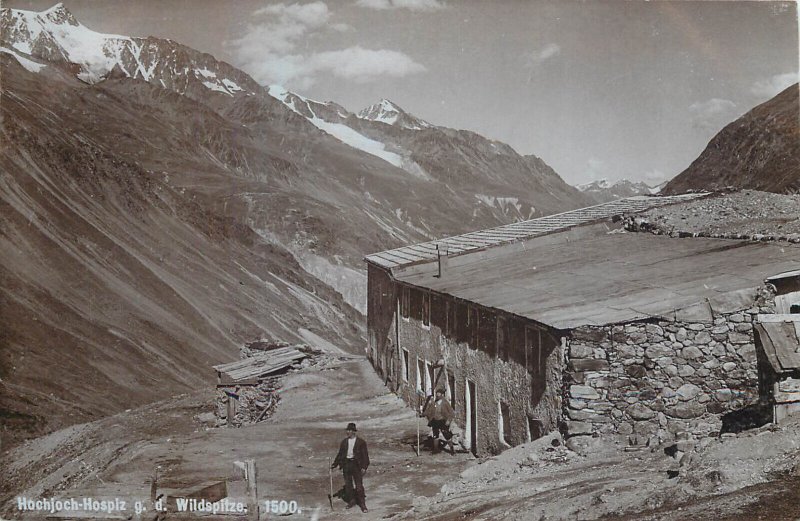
[{"left": 333, "top": 436, "right": 370, "bottom": 470}]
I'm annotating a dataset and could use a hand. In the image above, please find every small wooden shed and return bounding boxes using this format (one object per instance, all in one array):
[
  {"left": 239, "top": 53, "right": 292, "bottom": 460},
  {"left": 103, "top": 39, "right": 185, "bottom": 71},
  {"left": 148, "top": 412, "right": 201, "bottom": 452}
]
[
  {"left": 213, "top": 346, "right": 308, "bottom": 385},
  {"left": 755, "top": 314, "right": 800, "bottom": 423}
]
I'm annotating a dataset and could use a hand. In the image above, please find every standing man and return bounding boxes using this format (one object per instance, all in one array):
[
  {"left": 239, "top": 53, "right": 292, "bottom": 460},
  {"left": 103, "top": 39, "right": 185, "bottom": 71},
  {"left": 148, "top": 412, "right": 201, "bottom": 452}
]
[
  {"left": 331, "top": 423, "right": 370, "bottom": 513},
  {"left": 423, "top": 388, "right": 455, "bottom": 454}
]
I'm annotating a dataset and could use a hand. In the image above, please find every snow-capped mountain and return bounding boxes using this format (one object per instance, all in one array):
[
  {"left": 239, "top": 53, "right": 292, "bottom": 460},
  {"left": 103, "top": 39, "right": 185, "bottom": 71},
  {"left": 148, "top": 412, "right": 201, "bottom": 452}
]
[
  {"left": 1, "top": 3, "right": 258, "bottom": 96},
  {"left": 1, "top": 4, "right": 592, "bottom": 446},
  {"left": 357, "top": 98, "right": 432, "bottom": 130},
  {"left": 267, "top": 84, "right": 592, "bottom": 217},
  {"left": 268, "top": 85, "right": 429, "bottom": 177},
  {"left": 576, "top": 178, "right": 657, "bottom": 203}
]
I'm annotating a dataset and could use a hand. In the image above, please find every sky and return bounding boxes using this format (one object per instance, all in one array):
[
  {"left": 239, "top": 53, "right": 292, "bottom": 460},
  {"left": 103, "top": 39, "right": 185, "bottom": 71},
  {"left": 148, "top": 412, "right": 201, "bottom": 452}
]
[{"left": 6, "top": 0, "right": 799, "bottom": 185}]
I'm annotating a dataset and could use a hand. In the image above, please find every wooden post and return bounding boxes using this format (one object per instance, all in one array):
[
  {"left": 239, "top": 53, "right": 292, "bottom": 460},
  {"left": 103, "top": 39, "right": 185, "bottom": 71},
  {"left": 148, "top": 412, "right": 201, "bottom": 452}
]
[
  {"left": 227, "top": 395, "right": 235, "bottom": 427},
  {"left": 246, "top": 459, "right": 258, "bottom": 520}
]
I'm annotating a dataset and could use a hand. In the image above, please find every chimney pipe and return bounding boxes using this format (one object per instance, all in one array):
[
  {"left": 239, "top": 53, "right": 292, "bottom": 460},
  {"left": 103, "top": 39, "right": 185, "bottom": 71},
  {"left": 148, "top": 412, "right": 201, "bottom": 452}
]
[{"left": 435, "top": 243, "right": 449, "bottom": 278}]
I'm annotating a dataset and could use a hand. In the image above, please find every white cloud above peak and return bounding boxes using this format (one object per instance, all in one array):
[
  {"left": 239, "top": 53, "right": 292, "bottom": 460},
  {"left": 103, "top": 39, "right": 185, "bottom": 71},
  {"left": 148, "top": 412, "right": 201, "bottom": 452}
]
[
  {"left": 355, "top": 0, "right": 446, "bottom": 11},
  {"left": 689, "top": 98, "right": 738, "bottom": 134},
  {"left": 228, "top": 1, "right": 425, "bottom": 89},
  {"left": 750, "top": 72, "right": 799, "bottom": 99}
]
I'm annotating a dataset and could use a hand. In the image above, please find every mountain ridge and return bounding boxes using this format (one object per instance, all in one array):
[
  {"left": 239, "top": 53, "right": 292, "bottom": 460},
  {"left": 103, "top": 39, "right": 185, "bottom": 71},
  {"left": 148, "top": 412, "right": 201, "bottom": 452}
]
[
  {"left": 664, "top": 84, "right": 800, "bottom": 194},
  {"left": 0, "top": 4, "right": 591, "bottom": 448}
]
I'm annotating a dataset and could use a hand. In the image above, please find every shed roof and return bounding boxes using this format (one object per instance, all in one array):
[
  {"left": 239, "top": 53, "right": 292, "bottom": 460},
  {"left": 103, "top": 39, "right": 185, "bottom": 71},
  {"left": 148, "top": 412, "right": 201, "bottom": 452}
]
[
  {"left": 756, "top": 316, "right": 800, "bottom": 373},
  {"left": 393, "top": 232, "right": 800, "bottom": 329},
  {"left": 214, "top": 346, "right": 307, "bottom": 384},
  {"left": 365, "top": 193, "right": 709, "bottom": 270}
]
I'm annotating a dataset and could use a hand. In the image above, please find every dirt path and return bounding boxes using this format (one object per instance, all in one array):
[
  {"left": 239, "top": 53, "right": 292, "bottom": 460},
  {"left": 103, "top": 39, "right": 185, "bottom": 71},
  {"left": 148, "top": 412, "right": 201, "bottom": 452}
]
[{"left": 2, "top": 354, "right": 474, "bottom": 520}]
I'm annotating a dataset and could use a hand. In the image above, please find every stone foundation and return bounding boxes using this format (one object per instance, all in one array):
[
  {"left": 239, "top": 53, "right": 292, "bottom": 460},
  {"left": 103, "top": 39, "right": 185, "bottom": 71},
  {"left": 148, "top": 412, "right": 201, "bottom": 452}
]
[{"left": 564, "top": 285, "right": 776, "bottom": 444}]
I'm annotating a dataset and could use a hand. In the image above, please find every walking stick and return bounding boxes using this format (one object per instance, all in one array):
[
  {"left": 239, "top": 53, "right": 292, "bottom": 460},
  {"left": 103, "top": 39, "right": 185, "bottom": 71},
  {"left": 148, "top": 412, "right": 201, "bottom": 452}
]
[
  {"left": 328, "top": 457, "right": 334, "bottom": 510},
  {"left": 417, "top": 393, "right": 420, "bottom": 456}
]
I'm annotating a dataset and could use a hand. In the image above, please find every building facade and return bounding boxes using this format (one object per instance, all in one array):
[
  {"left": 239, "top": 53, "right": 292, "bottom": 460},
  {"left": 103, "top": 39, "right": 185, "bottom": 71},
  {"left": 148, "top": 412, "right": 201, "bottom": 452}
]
[
  {"left": 365, "top": 196, "right": 800, "bottom": 455},
  {"left": 367, "top": 263, "right": 562, "bottom": 456}
]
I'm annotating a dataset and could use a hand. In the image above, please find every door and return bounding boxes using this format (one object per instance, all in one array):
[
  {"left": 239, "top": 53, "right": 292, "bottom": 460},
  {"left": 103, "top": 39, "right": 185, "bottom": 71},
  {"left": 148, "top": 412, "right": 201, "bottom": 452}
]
[{"left": 465, "top": 378, "right": 477, "bottom": 456}]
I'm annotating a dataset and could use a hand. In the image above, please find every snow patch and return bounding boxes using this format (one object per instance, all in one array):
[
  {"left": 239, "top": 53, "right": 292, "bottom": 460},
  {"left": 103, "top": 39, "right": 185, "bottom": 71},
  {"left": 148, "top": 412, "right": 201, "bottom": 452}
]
[
  {"left": 268, "top": 85, "right": 431, "bottom": 178},
  {"left": 0, "top": 46, "right": 46, "bottom": 72},
  {"left": 195, "top": 67, "right": 216, "bottom": 78},
  {"left": 201, "top": 80, "right": 233, "bottom": 96},
  {"left": 222, "top": 78, "right": 242, "bottom": 92}
]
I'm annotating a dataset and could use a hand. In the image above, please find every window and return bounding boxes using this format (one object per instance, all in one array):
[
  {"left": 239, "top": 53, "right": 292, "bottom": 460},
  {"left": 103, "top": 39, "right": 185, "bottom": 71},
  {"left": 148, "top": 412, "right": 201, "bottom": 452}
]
[
  {"left": 477, "top": 308, "right": 496, "bottom": 352},
  {"left": 410, "top": 289, "right": 424, "bottom": 321},
  {"left": 499, "top": 401, "right": 511, "bottom": 446},
  {"left": 402, "top": 349, "right": 410, "bottom": 382},
  {"left": 417, "top": 358, "right": 424, "bottom": 392},
  {"left": 791, "top": 304, "right": 800, "bottom": 314},
  {"left": 497, "top": 316, "right": 510, "bottom": 362},
  {"left": 422, "top": 292, "right": 431, "bottom": 328},
  {"left": 445, "top": 300, "right": 454, "bottom": 336},
  {"left": 527, "top": 417, "right": 543, "bottom": 442},
  {"left": 526, "top": 326, "right": 542, "bottom": 375},
  {"left": 508, "top": 319, "right": 526, "bottom": 366},
  {"left": 470, "top": 306, "right": 479, "bottom": 346},
  {"left": 455, "top": 301, "right": 469, "bottom": 343},
  {"left": 400, "top": 286, "right": 410, "bottom": 320},
  {"left": 425, "top": 360, "right": 434, "bottom": 396},
  {"left": 432, "top": 293, "right": 445, "bottom": 330},
  {"left": 447, "top": 371, "right": 456, "bottom": 409}
]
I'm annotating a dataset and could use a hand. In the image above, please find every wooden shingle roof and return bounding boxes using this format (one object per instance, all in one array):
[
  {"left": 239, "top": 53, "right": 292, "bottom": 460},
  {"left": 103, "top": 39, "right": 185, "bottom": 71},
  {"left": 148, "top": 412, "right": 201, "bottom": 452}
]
[
  {"left": 365, "top": 193, "right": 710, "bottom": 270},
  {"left": 214, "top": 346, "right": 307, "bottom": 385}
]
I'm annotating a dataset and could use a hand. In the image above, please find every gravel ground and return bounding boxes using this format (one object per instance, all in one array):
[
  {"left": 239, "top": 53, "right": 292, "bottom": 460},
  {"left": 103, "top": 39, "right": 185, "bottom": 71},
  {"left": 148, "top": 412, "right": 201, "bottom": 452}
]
[{"left": 634, "top": 190, "right": 800, "bottom": 238}]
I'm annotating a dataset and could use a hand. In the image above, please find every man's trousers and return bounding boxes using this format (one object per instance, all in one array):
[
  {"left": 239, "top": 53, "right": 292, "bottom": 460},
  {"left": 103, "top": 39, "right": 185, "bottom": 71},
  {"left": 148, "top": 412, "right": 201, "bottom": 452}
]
[{"left": 342, "top": 459, "right": 366, "bottom": 508}]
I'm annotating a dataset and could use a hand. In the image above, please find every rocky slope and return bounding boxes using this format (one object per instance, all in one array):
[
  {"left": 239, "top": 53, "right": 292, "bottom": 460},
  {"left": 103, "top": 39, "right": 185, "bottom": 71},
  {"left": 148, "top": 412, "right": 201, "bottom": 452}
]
[
  {"left": 664, "top": 84, "right": 800, "bottom": 194},
  {"left": 0, "top": 4, "right": 590, "bottom": 448},
  {"left": 631, "top": 190, "right": 800, "bottom": 238},
  {"left": 0, "top": 54, "right": 366, "bottom": 448}
]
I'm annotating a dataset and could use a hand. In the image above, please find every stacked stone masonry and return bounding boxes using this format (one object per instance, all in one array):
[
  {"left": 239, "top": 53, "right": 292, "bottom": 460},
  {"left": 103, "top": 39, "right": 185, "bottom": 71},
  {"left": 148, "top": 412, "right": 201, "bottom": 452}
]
[{"left": 565, "top": 285, "right": 777, "bottom": 445}]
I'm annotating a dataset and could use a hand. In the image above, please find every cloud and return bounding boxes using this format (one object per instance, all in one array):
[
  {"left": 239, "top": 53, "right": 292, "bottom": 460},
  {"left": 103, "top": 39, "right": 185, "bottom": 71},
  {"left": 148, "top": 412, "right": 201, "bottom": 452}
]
[
  {"left": 229, "top": 2, "right": 425, "bottom": 88},
  {"left": 689, "top": 98, "right": 738, "bottom": 133},
  {"left": 525, "top": 43, "right": 561, "bottom": 69},
  {"left": 232, "top": 2, "right": 331, "bottom": 58},
  {"left": 643, "top": 169, "right": 667, "bottom": 185},
  {"left": 308, "top": 47, "right": 426, "bottom": 82},
  {"left": 355, "top": 0, "right": 446, "bottom": 11},
  {"left": 584, "top": 157, "right": 611, "bottom": 182},
  {"left": 751, "top": 72, "right": 799, "bottom": 99},
  {"left": 251, "top": 46, "right": 426, "bottom": 89}
]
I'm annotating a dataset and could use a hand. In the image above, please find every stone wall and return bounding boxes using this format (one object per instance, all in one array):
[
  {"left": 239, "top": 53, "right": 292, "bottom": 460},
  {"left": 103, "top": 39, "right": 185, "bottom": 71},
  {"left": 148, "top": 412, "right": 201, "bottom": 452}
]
[{"left": 564, "top": 285, "right": 777, "bottom": 445}]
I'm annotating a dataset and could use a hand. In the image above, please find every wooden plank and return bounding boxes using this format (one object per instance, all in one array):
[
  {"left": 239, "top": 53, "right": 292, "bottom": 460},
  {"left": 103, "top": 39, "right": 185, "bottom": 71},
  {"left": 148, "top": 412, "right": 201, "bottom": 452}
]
[
  {"left": 246, "top": 460, "right": 258, "bottom": 521},
  {"left": 384, "top": 248, "right": 426, "bottom": 262},
  {"left": 214, "top": 347, "right": 299, "bottom": 371},
  {"left": 758, "top": 314, "right": 800, "bottom": 323}
]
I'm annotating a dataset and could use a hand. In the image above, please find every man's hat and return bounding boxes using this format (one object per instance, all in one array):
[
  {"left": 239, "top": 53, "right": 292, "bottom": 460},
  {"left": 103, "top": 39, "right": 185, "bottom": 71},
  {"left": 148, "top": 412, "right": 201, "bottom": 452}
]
[{"left": 346, "top": 422, "right": 357, "bottom": 431}]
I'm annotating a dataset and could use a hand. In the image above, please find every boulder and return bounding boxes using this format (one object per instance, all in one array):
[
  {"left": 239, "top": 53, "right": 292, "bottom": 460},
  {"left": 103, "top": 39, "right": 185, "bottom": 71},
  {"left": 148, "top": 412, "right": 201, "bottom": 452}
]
[
  {"left": 570, "top": 344, "right": 594, "bottom": 358},
  {"left": 728, "top": 331, "right": 751, "bottom": 344},
  {"left": 570, "top": 385, "right": 600, "bottom": 400},
  {"left": 676, "top": 383, "right": 702, "bottom": 401},
  {"left": 694, "top": 331, "right": 712, "bottom": 344},
  {"left": 667, "top": 402, "right": 706, "bottom": 419},
  {"left": 682, "top": 346, "right": 703, "bottom": 359},
  {"left": 627, "top": 403, "right": 656, "bottom": 420},
  {"left": 567, "top": 420, "right": 593, "bottom": 436}
]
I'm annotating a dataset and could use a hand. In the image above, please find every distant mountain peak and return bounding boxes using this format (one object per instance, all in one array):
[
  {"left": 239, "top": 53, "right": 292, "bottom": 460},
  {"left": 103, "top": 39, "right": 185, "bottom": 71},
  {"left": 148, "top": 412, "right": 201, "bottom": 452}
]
[
  {"left": 357, "top": 98, "right": 431, "bottom": 130},
  {"left": 577, "top": 178, "right": 612, "bottom": 191},
  {"left": 576, "top": 178, "right": 656, "bottom": 203},
  {"left": 40, "top": 2, "right": 78, "bottom": 25},
  {"left": 1, "top": 4, "right": 259, "bottom": 94}
]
